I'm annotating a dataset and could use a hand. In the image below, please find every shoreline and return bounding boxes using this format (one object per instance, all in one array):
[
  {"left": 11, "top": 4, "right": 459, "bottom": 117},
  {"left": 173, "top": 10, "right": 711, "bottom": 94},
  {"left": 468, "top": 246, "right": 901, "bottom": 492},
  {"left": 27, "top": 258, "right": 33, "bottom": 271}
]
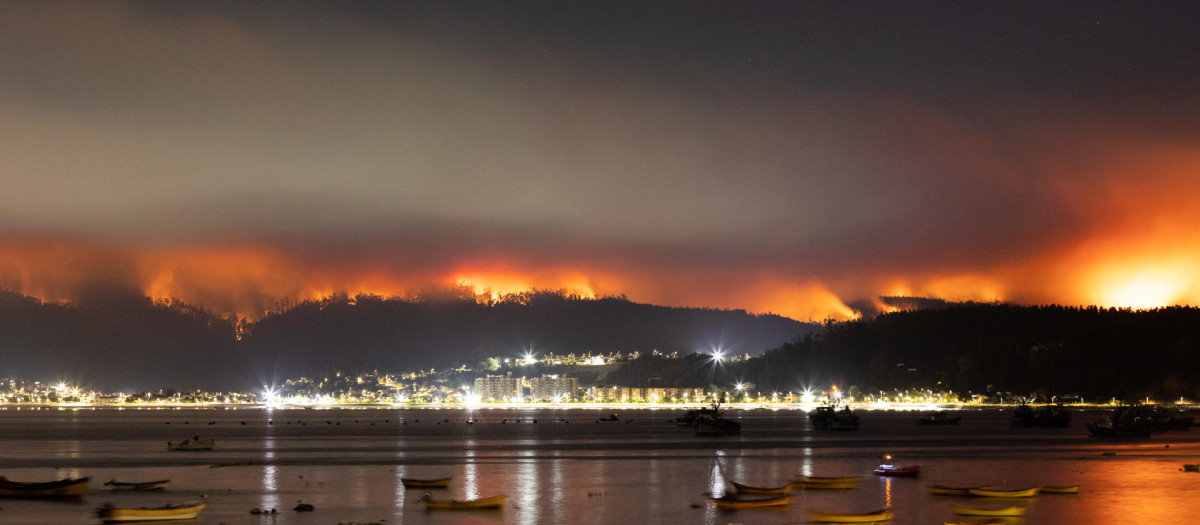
[{"left": 2, "top": 401, "right": 1185, "bottom": 410}]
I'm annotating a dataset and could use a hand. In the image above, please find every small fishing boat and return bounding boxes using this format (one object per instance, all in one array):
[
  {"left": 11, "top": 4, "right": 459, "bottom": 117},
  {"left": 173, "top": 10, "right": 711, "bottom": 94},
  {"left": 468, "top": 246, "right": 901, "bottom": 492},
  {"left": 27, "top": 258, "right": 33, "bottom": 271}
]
[
  {"left": 104, "top": 479, "right": 169, "bottom": 491},
  {"left": 401, "top": 477, "right": 452, "bottom": 488},
  {"left": 917, "top": 412, "right": 961, "bottom": 425},
  {"left": 968, "top": 487, "right": 1039, "bottom": 498},
  {"left": 167, "top": 437, "right": 214, "bottom": 451},
  {"left": 874, "top": 464, "right": 921, "bottom": 477},
  {"left": 810, "top": 404, "right": 860, "bottom": 430},
  {"left": 729, "top": 480, "right": 793, "bottom": 495},
  {"left": 807, "top": 508, "right": 892, "bottom": 522},
  {"left": 926, "top": 485, "right": 983, "bottom": 496},
  {"left": 96, "top": 500, "right": 205, "bottom": 522},
  {"left": 1038, "top": 485, "right": 1080, "bottom": 494},
  {"left": 951, "top": 504, "right": 1027, "bottom": 517},
  {"left": 0, "top": 476, "right": 89, "bottom": 498},
  {"left": 707, "top": 494, "right": 791, "bottom": 508},
  {"left": 795, "top": 475, "right": 859, "bottom": 490},
  {"left": 420, "top": 493, "right": 505, "bottom": 510},
  {"left": 1184, "top": 464, "right": 1200, "bottom": 472}
]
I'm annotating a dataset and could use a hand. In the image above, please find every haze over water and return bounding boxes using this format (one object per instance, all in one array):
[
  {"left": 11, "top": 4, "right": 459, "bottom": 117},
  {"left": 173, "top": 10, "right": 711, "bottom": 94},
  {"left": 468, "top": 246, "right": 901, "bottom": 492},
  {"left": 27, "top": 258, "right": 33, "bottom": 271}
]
[{"left": 1, "top": 407, "right": 1197, "bottom": 524}]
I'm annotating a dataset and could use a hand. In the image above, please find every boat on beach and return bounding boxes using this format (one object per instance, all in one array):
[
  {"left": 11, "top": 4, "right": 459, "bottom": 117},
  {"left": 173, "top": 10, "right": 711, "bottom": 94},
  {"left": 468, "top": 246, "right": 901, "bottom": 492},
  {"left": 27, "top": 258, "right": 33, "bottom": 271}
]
[
  {"left": 401, "top": 477, "right": 451, "bottom": 488},
  {"left": 729, "top": 480, "right": 792, "bottom": 495},
  {"left": 951, "top": 504, "right": 1027, "bottom": 517},
  {"left": 96, "top": 500, "right": 205, "bottom": 522},
  {"left": 707, "top": 494, "right": 791, "bottom": 508},
  {"left": 967, "top": 486, "right": 1039, "bottom": 498},
  {"left": 104, "top": 479, "right": 169, "bottom": 491},
  {"left": 0, "top": 476, "right": 90, "bottom": 498},
  {"left": 420, "top": 493, "right": 505, "bottom": 510},
  {"left": 167, "top": 437, "right": 214, "bottom": 451},
  {"left": 807, "top": 508, "right": 892, "bottom": 522}
]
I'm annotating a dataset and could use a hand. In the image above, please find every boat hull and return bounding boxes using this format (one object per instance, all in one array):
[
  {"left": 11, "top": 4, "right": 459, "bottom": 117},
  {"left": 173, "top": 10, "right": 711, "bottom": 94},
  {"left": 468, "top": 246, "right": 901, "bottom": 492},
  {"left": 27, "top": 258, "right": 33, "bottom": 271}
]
[
  {"left": 927, "top": 485, "right": 980, "bottom": 496},
  {"left": 968, "top": 487, "right": 1040, "bottom": 498},
  {"left": 98, "top": 502, "right": 205, "bottom": 522},
  {"left": 807, "top": 509, "right": 893, "bottom": 522},
  {"left": 0, "top": 476, "right": 89, "bottom": 498},
  {"left": 423, "top": 494, "right": 505, "bottom": 510},
  {"left": 730, "top": 481, "right": 792, "bottom": 495},
  {"left": 167, "top": 439, "right": 214, "bottom": 451},
  {"left": 708, "top": 495, "right": 791, "bottom": 508},
  {"left": 1038, "top": 485, "right": 1080, "bottom": 494},
  {"left": 401, "top": 478, "right": 452, "bottom": 488},
  {"left": 951, "top": 504, "right": 1027, "bottom": 517},
  {"left": 105, "top": 479, "right": 169, "bottom": 491}
]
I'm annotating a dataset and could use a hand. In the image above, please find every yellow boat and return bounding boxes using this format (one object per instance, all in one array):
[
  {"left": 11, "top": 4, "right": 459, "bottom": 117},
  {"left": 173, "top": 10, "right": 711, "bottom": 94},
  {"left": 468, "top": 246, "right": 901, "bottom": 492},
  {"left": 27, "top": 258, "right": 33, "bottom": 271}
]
[
  {"left": 421, "top": 493, "right": 505, "bottom": 510},
  {"left": 807, "top": 508, "right": 893, "bottom": 522},
  {"left": 951, "top": 504, "right": 1027, "bottom": 517},
  {"left": 708, "top": 494, "right": 791, "bottom": 508},
  {"left": 1038, "top": 485, "right": 1080, "bottom": 494},
  {"left": 968, "top": 487, "right": 1039, "bottom": 498},
  {"left": 401, "top": 477, "right": 452, "bottom": 488},
  {"left": 927, "top": 485, "right": 982, "bottom": 496},
  {"left": 730, "top": 480, "right": 793, "bottom": 495},
  {"left": 0, "top": 476, "right": 89, "bottom": 498},
  {"left": 795, "top": 475, "right": 859, "bottom": 490},
  {"left": 96, "top": 500, "right": 205, "bottom": 522}
]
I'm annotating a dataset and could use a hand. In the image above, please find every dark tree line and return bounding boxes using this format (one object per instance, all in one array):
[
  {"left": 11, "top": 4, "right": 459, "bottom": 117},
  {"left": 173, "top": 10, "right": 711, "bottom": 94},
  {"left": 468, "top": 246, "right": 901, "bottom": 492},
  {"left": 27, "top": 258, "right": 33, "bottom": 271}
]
[
  {"left": 732, "top": 304, "right": 1200, "bottom": 400},
  {"left": 0, "top": 288, "right": 812, "bottom": 391}
]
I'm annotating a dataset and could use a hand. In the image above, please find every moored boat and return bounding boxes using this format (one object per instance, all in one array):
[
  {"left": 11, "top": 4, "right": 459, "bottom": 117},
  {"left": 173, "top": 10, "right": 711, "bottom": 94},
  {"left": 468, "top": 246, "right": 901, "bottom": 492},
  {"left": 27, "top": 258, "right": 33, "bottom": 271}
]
[
  {"left": 0, "top": 476, "right": 89, "bottom": 498},
  {"left": 96, "top": 500, "right": 205, "bottom": 523},
  {"left": 918, "top": 412, "right": 961, "bottom": 425},
  {"left": 807, "top": 508, "right": 892, "bottom": 522},
  {"left": 1037, "top": 485, "right": 1080, "bottom": 494},
  {"left": 707, "top": 494, "right": 791, "bottom": 508},
  {"left": 967, "top": 487, "right": 1039, "bottom": 498},
  {"left": 1010, "top": 403, "right": 1071, "bottom": 427},
  {"left": 420, "top": 493, "right": 505, "bottom": 510},
  {"left": 874, "top": 464, "right": 921, "bottom": 477},
  {"left": 104, "top": 479, "right": 169, "bottom": 491},
  {"left": 951, "top": 504, "right": 1027, "bottom": 517},
  {"left": 810, "top": 404, "right": 860, "bottom": 430},
  {"left": 167, "top": 437, "right": 214, "bottom": 451},
  {"left": 729, "top": 480, "right": 792, "bottom": 495},
  {"left": 794, "top": 475, "right": 859, "bottom": 490},
  {"left": 926, "top": 484, "right": 982, "bottom": 496},
  {"left": 401, "top": 477, "right": 452, "bottom": 488}
]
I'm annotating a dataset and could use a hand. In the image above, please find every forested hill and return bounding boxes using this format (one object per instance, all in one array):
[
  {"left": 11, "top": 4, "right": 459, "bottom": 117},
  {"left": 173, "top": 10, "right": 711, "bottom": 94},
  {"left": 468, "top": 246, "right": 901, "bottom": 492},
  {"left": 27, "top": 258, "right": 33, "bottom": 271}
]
[
  {"left": 737, "top": 304, "right": 1200, "bottom": 400},
  {"left": 239, "top": 292, "right": 815, "bottom": 382},
  {"left": 0, "top": 288, "right": 815, "bottom": 391}
]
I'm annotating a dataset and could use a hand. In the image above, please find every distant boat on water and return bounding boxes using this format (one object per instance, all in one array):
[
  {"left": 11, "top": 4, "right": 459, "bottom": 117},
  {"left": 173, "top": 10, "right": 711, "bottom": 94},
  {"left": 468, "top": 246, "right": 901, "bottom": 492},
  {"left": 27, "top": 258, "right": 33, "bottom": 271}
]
[
  {"left": 1010, "top": 403, "right": 1070, "bottom": 427},
  {"left": 1088, "top": 405, "right": 1153, "bottom": 438},
  {"left": 168, "top": 437, "right": 214, "bottom": 450},
  {"left": 104, "top": 479, "right": 169, "bottom": 491},
  {"left": 917, "top": 412, "right": 961, "bottom": 425},
  {"left": 809, "top": 403, "right": 859, "bottom": 430}
]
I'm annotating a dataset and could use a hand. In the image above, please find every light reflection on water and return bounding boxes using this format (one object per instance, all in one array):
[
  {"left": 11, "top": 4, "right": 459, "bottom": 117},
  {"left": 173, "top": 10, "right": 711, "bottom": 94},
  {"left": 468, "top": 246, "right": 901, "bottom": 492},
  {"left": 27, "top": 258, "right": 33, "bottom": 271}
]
[{"left": 5, "top": 408, "right": 1200, "bottom": 524}]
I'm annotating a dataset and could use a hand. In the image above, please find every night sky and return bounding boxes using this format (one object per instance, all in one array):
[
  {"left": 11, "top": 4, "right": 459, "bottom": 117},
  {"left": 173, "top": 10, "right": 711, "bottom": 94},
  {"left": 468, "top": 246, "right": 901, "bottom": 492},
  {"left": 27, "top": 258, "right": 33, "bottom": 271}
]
[{"left": 3, "top": 1, "right": 1199, "bottom": 321}]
